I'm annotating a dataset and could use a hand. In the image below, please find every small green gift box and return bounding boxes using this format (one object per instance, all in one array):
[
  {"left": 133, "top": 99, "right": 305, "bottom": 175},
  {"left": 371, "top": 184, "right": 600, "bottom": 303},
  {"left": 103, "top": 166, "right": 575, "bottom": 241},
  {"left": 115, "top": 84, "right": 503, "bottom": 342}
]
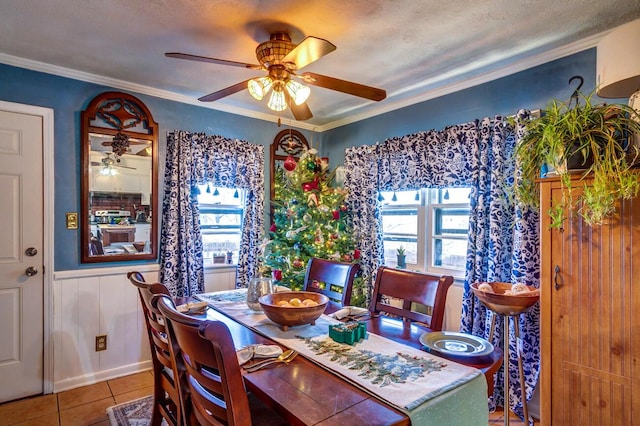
[{"left": 329, "top": 321, "right": 367, "bottom": 345}]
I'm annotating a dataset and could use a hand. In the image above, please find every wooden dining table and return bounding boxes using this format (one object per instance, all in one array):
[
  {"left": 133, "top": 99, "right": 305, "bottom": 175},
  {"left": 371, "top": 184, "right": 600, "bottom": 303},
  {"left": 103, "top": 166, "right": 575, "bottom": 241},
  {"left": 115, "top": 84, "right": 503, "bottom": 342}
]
[{"left": 196, "top": 291, "right": 492, "bottom": 425}]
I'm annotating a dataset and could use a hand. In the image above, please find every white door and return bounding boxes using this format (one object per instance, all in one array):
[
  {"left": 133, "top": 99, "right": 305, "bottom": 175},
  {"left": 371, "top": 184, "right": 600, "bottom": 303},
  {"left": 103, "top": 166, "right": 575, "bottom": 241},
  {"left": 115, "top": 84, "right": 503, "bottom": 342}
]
[{"left": 0, "top": 109, "right": 44, "bottom": 402}]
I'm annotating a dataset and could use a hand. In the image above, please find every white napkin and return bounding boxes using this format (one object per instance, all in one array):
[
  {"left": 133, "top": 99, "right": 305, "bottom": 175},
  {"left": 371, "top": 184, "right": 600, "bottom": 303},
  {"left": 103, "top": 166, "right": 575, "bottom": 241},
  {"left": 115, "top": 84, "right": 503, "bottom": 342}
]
[
  {"left": 329, "top": 306, "right": 369, "bottom": 320},
  {"left": 176, "top": 301, "right": 208, "bottom": 314},
  {"left": 236, "top": 345, "right": 283, "bottom": 365}
]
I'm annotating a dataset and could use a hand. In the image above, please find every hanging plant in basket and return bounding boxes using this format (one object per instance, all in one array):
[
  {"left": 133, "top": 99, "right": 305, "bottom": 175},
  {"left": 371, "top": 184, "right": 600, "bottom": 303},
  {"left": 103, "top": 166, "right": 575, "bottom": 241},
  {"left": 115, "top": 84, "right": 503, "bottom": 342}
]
[{"left": 515, "top": 91, "right": 640, "bottom": 228}]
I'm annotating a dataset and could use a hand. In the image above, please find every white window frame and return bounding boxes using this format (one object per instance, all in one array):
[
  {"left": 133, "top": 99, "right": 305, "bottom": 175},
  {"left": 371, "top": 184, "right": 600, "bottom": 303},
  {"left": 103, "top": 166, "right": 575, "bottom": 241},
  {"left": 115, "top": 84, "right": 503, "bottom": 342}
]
[
  {"left": 197, "top": 186, "right": 245, "bottom": 267},
  {"left": 380, "top": 188, "right": 470, "bottom": 279}
]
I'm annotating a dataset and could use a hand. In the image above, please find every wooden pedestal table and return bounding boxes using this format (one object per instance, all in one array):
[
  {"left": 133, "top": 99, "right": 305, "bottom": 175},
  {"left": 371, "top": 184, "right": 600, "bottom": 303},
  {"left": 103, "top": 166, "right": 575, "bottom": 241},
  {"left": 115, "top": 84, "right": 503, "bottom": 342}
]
[{"left": 471, "top": 282, "right": 540, "bottom": 426}]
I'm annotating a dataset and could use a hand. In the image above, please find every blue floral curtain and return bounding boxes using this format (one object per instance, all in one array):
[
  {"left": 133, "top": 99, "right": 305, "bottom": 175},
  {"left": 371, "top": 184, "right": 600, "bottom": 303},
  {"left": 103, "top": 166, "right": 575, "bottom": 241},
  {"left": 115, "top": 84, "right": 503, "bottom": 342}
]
[
  {"left": 160, "top": 130, "right": 265, "bottom": 297},
  {"left": 344, "top": 121, "right": 480, "bottom": 292},
  {"left": 344, "top": 113, "right": 540, "bottom": 419},
  {"left": 460, "top": 111, "right": 540, "bottom": 418}
]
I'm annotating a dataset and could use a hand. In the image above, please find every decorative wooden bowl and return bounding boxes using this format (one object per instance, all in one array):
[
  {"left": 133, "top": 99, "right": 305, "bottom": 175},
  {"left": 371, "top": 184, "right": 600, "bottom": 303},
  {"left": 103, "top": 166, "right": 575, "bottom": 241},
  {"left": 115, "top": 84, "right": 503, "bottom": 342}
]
[
  {"left": 259, "top": 291, "right": 329, "bottom": 331},
  {"left": 132, "top": 241, "right": 145, "bottom": 252},
  {"left": 470, "top": 282, "right": 539, "bottom": 316}
]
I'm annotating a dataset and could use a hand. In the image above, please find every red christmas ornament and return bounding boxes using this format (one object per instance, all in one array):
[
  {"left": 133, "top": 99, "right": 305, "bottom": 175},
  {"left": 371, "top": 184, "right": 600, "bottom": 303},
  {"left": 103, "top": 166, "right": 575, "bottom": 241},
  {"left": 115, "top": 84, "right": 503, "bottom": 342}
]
[
  {"left": 273, "top": 270, "right": 282, "bottom": 281},
  {"left": 340, "top": 204, "right": 348, "bottom": 212},
  {"left": 283, "top": 155, "right": 297, "bottom": 171},
  {"left": 269, "top": 223, "right": 276, "bottom": 232},
  {"left": 292, "top": 258, "right": 304, "bottom": 268},
  {"left": 332, "top": 210, "right": 340, "bottom": 220},
  {"left": 302, "top": 177, "right": 320, "bottom": 192},
  {"left": 354, "top": 249, "right": 361, "bottom": 259}
]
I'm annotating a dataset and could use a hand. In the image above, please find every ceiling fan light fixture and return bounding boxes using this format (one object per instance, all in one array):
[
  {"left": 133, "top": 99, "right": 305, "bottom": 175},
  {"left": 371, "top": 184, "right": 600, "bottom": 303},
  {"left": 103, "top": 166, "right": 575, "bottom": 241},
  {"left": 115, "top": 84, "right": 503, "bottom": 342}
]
[
  {"left": 268, "top": 86, "right": 287, "bottom": 111},
  {"left": 248, "top": 76, "right": 273, "bottom": 101},
  {"left": 285, "top": 80, "right": 310, "bottom": 105},
  {"left": 100, "top": 164, "right": 117, "bottom": 176}
]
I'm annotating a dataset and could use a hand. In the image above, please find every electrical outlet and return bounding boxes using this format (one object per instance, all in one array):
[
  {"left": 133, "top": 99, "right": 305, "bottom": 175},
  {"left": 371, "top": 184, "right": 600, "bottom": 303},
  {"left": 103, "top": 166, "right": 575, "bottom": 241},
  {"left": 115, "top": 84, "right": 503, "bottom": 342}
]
[{"left": 96, "top": 335, "right": 107, "bottom": 351}]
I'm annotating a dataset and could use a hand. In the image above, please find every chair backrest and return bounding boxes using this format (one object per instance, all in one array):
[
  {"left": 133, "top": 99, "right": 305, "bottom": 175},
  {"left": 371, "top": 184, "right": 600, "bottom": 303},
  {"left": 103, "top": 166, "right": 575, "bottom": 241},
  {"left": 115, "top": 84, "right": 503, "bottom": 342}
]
[
  {"left": 89, "top": 233, "right": 104, "bottom": 255},
  {"left": 155, "top": 294, "right": 252, "bottom": 426},
  {"left": 303, "top": 258, "right": 361, "bottom": 307},
  {"left": 369, "top": 266, "right": 453, "bottom": 331},
  {"left": 127, "top": 271, "right": 182, "bottom": 426}
]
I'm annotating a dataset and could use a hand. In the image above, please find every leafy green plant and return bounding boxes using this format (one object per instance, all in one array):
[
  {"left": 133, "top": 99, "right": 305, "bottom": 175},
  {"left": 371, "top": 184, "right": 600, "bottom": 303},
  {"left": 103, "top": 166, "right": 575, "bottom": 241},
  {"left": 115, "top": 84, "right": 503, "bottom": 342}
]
[
  {"left": 515, "top": 91, "right": 640, "bottom": 227},
  {"left": 396, "top": 246, "right": 406, "bottom": 256}
]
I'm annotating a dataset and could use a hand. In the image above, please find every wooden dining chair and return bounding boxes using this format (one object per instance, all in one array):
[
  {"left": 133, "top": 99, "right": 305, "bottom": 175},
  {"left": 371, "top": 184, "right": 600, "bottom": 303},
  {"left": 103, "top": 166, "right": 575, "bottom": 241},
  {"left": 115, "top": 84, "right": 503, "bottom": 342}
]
[
  {"left": 127, "top": 271, "right": 183, "bottom": 426},
  {"left": 369, "top": 266, "right": 454, "bottom": 331},
  {"left": 303, "top": 257, "right": 361, "bottom": 308},
  {"left": 154, "top": 294, "right": 288, "bottom": 426}
]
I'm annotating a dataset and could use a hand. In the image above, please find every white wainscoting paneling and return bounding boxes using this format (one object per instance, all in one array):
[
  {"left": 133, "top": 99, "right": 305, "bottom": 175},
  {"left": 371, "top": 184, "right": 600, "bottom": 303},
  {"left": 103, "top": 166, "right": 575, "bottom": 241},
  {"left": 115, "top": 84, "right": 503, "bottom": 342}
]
[
  {"left": 442, "top": 285, "right": 463, "bottom": 332},
  {"left": 204, "top": 266, "right": 237, "bottom": 293},
  {"left": 52, "top": 265, "right": 160, "bottom": 392}
]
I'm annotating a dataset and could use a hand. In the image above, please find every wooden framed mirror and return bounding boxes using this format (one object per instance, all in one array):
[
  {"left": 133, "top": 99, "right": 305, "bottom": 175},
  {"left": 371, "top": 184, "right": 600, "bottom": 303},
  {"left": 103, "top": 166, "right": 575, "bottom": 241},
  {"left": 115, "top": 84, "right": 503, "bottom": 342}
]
[
  {"left": 270, "top": 129, "right": 309, "bottom": 201},
  {"left": 80, "top": 91, "right": 158, "bottom": 263}
]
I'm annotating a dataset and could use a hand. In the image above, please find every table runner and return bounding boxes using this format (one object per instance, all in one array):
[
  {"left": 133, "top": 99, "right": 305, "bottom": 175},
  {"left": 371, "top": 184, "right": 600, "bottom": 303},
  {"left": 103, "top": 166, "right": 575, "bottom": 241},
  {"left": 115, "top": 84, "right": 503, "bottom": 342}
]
[{"left": 198, "top": 290, "right": 487, "bottom": 424}]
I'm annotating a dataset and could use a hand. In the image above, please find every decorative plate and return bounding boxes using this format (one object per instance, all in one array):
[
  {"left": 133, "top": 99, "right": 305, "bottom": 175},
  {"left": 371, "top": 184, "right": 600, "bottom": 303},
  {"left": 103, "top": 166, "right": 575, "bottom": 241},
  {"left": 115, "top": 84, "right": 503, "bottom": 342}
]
[{"left": 420, "top": 331, "right": 494, "bottom": 358}]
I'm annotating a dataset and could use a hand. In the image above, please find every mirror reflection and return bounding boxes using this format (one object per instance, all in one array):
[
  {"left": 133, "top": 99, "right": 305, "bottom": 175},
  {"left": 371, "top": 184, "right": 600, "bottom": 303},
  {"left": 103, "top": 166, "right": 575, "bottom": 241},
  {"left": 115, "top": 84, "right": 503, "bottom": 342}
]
[
  {"left": 88, "top": 133, "right": 153, "bottom": 256},
  {"left": 81, "top": 92, "right": 158, "bottom": 263}
]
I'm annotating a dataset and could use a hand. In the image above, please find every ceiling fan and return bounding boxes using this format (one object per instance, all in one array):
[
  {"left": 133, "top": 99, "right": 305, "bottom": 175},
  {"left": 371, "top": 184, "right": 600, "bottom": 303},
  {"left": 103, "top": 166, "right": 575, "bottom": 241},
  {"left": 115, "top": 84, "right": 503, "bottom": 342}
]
[
  {"left": 99, "top": 134, "right": 149, "bottom": 156},
  {"left": 91, "top": 153, "right": 136, "bottom": 175},
  {"left": 166, "top": 32, "right": 387, "bottom": 121}
]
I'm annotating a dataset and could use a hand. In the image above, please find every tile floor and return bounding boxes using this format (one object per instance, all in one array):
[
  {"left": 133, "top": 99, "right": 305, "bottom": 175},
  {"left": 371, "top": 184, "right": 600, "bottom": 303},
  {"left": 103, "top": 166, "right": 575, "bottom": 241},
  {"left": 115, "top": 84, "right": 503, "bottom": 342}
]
[
  {"left": 0, "top": 371, "right": 154, "bottom": 426},
  {"left": 0, "top": 371, "right": 537, "bottom": 425}
]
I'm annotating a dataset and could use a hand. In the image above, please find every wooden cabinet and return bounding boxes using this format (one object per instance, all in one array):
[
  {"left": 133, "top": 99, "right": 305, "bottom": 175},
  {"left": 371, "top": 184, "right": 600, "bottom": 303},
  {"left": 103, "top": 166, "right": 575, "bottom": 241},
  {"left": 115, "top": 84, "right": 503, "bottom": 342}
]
[
  {"left": 540, "top": 177, "right": 640, "bottom": 425},
  {"left": 100, "top": 225, "right": 135, "bottom": 246},
  {"left": 134, "top": 223, "right": 151, "bottom": 242},
  {"left": 89, "top": 152, "right": 150, "bottom": 196}
]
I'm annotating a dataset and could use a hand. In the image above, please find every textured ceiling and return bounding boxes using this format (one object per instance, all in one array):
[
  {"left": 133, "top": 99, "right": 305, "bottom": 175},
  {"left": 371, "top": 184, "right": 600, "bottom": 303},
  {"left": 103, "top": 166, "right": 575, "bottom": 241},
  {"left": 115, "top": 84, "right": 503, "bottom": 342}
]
[{"left": 1, "top": 0, "right": 640, "bottom": 129}]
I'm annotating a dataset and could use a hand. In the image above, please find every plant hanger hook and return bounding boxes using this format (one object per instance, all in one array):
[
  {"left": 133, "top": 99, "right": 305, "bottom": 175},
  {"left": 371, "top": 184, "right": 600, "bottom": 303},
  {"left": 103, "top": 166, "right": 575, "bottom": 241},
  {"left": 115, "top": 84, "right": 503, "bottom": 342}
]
[{"left": 568, "top": 75, "right": 584, "bottom": 109}]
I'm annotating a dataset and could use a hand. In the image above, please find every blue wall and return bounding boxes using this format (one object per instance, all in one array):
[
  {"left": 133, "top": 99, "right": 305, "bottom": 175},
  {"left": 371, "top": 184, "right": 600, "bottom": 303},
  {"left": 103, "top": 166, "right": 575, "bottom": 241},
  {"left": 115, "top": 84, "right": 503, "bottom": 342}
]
[
  {"left": 0, "top": 63, "right": 317, "bottom": 271},
  {"left": 0, "top": 47, "right": 603, "bottom": 271},
  {"left": 321, "top": 48, "right": 599, "bottom": 165}
]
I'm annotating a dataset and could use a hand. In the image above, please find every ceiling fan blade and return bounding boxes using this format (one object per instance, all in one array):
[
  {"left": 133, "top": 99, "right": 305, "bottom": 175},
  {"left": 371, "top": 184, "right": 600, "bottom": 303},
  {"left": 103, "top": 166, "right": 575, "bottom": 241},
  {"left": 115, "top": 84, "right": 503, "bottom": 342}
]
[
  {"left": 165, "top": 52, "right": 263, "bottom": 70},
  {"left": 135, "top": 147, "right": 152, "bottom": 157},
  {"left": 198, "top": 80, "right": 251, "bottom": 102},
  {"left": 282, "top": 36, "right": 336, "bottom": 70},
  {"left": 290, "top": 101, "right": 313, "bottom": 121},
  {"left": 284, "top": 91, "right": 313, "bottom": 121},
  {"left": 300, "top": 72, "right": 386, "bottom": 101}
]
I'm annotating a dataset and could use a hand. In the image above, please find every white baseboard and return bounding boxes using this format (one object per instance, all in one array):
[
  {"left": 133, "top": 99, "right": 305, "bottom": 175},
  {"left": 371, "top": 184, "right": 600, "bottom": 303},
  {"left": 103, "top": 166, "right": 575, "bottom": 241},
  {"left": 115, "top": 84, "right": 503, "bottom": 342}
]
[{"left": 52, "top": 360, "right": 152, "bottom": 393}]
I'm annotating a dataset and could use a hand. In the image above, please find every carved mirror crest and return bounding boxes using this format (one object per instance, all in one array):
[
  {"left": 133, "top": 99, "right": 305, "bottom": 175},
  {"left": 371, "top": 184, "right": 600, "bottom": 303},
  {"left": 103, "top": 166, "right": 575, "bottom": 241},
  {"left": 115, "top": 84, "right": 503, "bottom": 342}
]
[
  {"left": 80, "top": 91, "right": 159, "bottom": 263},
  {"left": 270, "top": 129, "right": 309, "bottom": 201}
]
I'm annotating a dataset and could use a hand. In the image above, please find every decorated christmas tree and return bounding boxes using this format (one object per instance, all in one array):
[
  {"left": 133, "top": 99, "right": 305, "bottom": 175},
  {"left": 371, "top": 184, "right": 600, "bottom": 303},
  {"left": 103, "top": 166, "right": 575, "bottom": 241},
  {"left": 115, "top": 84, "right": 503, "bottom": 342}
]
[{"left": 261, "top": 148, "right": 360, "bottom": 291}]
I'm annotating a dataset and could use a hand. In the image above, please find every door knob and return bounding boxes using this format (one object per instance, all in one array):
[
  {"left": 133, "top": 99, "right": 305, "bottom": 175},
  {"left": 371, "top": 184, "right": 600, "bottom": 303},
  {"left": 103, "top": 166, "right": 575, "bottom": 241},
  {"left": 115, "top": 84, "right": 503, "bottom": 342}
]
[
  {"left": 25, "top": 267, "right": 38, "bottom": 277},
  {"left": 25, "top": 247, "right": 38, "bottom": 256}
]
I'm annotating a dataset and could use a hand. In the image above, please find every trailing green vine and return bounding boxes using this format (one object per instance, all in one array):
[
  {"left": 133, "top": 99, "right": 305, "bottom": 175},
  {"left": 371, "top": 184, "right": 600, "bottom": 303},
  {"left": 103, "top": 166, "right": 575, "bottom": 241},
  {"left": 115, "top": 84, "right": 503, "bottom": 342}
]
[{"left": 515, "top": 91, "right": 640, "bottom": 228}]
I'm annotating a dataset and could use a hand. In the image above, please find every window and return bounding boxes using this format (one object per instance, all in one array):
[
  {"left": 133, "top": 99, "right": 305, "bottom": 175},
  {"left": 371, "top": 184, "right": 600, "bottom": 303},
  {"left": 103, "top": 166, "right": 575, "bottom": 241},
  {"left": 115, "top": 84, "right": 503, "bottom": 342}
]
[
  {"left": 197, "top": 186, "right": 245, "bottom": 266},
  {"left": 379, "top": 188, "right": 471, "bottom": 277}
]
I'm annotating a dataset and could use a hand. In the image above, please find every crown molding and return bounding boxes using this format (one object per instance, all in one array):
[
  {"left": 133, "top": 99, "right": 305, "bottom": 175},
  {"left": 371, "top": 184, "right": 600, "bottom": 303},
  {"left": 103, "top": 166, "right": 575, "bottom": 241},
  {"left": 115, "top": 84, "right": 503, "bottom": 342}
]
[
  {"left": 0, "top": 53, "right": 319, "bottom": 131},
  {"left": 317, "top": 31, "right": 607, "bottom": 131},
  {"left": 0, "top": 30, "right": 607, "bottom": 133}
]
